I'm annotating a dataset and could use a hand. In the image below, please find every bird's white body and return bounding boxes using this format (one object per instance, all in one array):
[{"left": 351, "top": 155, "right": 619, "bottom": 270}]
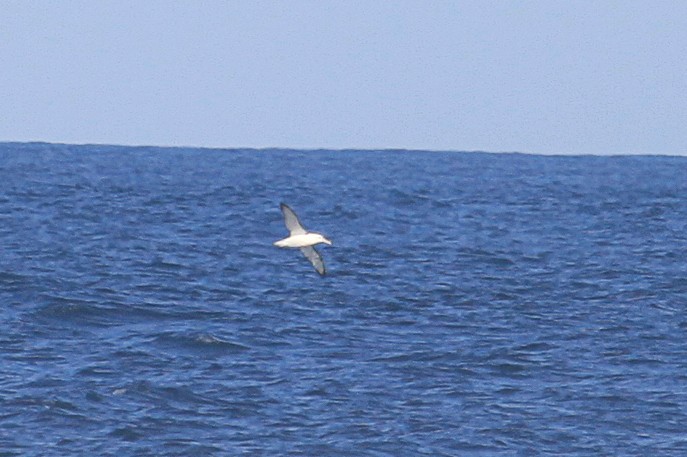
[{"left": 274, "top": 233, "right": 332, "bottom": 248}]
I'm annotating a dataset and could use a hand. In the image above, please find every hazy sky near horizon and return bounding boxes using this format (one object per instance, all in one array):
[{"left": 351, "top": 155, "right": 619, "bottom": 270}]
[{"left": 2, "top": 1, "right": 686, "bottom": 155}]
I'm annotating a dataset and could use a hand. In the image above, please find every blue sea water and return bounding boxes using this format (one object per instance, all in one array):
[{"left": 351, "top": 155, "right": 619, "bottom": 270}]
[{"left": 1, "top": 142, "right": 686, "bottom": 456}]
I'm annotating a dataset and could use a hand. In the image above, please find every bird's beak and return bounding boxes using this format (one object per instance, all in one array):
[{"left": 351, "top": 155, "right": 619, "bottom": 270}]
[{"left": 324, "top": 238, "right": 332, "bottom": 246}]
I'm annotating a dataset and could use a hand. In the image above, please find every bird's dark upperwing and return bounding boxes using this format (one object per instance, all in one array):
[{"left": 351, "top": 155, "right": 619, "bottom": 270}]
[
  {"left": 280, "top": 203, "right": 306, "bottom": 235},
  {"left": 300, "top": 246, "right": 325, "bottom": 276}
]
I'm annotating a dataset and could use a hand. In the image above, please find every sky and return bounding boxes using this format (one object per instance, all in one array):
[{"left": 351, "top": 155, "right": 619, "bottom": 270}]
[{"left": 1, "top": 1, "right": 686, "bottom": 155}]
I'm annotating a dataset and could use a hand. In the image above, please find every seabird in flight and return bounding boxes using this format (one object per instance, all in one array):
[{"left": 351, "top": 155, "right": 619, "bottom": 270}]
[{"left": 274, "top": 203, "right": 332, "bottom": 276}]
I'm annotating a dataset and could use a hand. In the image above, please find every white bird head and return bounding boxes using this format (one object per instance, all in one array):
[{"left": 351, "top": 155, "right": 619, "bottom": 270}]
[{"left": 316, "top": 233, "right": 332, "bottom": 246}]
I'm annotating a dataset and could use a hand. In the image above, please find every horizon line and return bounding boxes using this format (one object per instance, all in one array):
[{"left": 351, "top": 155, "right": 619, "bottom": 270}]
[{"left": 1, "top": 140, "right": 685, "bottom": 158}]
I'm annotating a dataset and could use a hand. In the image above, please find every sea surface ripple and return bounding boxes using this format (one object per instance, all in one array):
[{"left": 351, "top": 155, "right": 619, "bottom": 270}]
[{"left": 1, "top": 143, "right": 687, "bottom": 456}]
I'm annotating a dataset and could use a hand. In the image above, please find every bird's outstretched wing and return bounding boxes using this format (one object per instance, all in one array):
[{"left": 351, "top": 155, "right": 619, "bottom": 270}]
[
  {"left": 300, "top": 246, "right": 325, "bottom": 276},
  {"left": 280, "top": 203, "right": 306, "bottom": 235}
]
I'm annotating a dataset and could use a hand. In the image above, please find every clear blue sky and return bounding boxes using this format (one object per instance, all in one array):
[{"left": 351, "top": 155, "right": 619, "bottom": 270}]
[{"left": 2, "top": 1, "right": 686, "bottom": 154}]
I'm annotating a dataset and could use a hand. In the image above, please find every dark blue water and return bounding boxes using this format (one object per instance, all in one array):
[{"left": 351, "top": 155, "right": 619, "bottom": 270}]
[{"left": 1, "top": 142, "right": 687, "bottom": 456}]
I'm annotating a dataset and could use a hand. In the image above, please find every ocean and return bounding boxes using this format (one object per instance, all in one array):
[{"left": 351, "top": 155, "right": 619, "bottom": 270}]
[{"left": 1, "top": 142, "right": 686, "bottom": 456}]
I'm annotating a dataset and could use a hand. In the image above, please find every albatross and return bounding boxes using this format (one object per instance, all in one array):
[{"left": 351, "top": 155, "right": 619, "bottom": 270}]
[{"left": 274, "top": 203, "right": 332, "bottom": 275}]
